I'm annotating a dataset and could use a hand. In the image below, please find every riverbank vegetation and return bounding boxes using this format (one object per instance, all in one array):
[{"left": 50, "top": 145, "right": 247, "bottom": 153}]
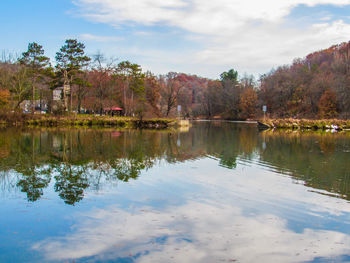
[
  {"left": 0, "top": 112, "right": 176, "bottom": 129},
  {"left": 260, "top": 118, "right": 350, "bottom": 131},
  {"left": 0, "top": 40, "right": 349, "bottom": 120}
]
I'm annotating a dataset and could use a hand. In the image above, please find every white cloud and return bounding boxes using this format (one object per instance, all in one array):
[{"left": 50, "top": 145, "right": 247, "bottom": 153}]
[
  {"left": 320, "top": 16, "right": 332, "bottom": 21},
  {"left": 73, "top": 0, "right": 350, "bottom": 77},
  {"left": 79, "top": 33, "right": 122, "bottom": 42},
  {"left": 75, "top": 0, "right": 350, "bottom": 33},
  {"left": 194, "top": 20, "right": 350, "bottom": 72}
]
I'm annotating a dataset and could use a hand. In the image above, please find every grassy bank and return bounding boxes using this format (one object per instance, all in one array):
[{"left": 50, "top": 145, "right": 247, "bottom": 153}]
[
  {"left": 259, "top": 118, "right": 350, "bottom": 131},
  {"left": 0, "top": 113, "right": 177, "bottom": 129}
]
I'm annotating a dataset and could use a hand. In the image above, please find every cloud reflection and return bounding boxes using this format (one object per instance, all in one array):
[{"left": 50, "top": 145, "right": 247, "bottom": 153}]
[{"left": 33, "top": 200, "right": 350, "bottom": 262}]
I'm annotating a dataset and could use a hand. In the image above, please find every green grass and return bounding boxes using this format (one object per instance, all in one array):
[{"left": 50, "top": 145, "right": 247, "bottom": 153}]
[{"left": 0, "top": 113, "right": 177, "bottom": 129}]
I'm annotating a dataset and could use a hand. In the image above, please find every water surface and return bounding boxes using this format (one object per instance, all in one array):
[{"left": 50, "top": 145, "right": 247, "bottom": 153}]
[{"left": 1, "top": 122, "right": 350, "bottom": 262}]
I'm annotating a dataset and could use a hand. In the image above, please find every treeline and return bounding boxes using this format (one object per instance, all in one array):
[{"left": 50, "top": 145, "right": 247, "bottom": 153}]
[
  {"left": 0, "top": 40, "right": 349, "bottom": 119},
  {"left": 260, "top": 41, "right": 350, "bottom": 119},
  {"left": 0, "top": 39, "right": 258, "bottom": 119}
]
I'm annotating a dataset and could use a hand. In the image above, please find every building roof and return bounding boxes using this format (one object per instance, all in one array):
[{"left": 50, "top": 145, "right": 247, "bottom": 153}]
[{"left": 104, "top": 107, "right": 123, "bottom": 111}]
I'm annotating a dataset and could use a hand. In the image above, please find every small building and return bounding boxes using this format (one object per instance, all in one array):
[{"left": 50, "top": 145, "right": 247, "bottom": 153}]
[
  {"left": 104, "top": 107, "right": 123, "bottom": 116},
  {"left": 53, "top": 87, "right": 63, "bottom": 101},
  {"left": 20, "top": 100, "right": 47, "bottom": 113},
  {"left": 20, "top": 100, "right": 31, "bottom": 112}
]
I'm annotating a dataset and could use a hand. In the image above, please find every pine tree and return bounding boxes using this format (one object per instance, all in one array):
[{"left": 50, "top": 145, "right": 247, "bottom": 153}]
[
  {"left": 19, "top": 42, "right": 50, "bottom": 113},
  {"left": 56, "top": 39, "right": 91, "bottom": 112}
]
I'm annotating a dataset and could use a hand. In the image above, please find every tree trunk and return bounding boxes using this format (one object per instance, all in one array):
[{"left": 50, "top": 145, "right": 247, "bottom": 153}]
[
  {"left": 166, "top": 105, "right": 171, "bottom": 117},
  {"left": 131, "top": 90, "right": 134, "bottom": 116},
  {"left": 39, "top": 89, "right": 42, "bottom": 113},
  {"left": 100, "top": 93, "right": 103, "bottom": 116},
  {"left": 77, "top": 94, "right": 82, "bottom": 114},
  {"left": 70, "top": 75, "right": 73, "bottom": 113},
  {"left": 123, "top": 79, "right": 128, "bottom": 116},
  {"left": 32, "top": 81, "right": 35, "bottom": 114},
  {"left": 70, "top": 87, "right": 73, "bottom": 113}
]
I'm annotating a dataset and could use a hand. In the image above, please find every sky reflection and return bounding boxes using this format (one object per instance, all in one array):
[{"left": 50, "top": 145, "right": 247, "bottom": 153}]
[
  {"left": 32, "top": 159, "right": 350, "bottom": 263},
  {"left": 2, "top": 124, "right": 350, "bottom": 262}
]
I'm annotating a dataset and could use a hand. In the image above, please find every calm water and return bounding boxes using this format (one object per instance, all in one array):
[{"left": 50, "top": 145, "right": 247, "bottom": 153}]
[{"left": 1, "top": 122, "right": 350, "bottom": 262}]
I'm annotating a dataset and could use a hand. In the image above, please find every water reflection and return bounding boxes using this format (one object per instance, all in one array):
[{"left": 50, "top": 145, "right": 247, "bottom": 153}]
[
  {"left": 1, "top": 123, "right": 350, "bottom": 262},
  {"left": 1, "top": 124, "right": 350, "bottom": 204},
  {"left": 257, "top": 130, "right": 350, "bottom": 200},
  {"left": 30, "top": 159, "right": 350, "bottom": 263},
  {"left": 33, "top": 201, "right": 350, "bottom": 263}
]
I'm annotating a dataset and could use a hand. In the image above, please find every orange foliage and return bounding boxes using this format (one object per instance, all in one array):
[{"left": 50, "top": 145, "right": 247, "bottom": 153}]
[
  {"left": 318, "top": 89, "right": 337, "bottom": 119},
  {"left": 0, "top": 89, "right": 10, "bottom": 108},
  {"left": 239, "top": 88, "right": 258, "bottom": 119}
]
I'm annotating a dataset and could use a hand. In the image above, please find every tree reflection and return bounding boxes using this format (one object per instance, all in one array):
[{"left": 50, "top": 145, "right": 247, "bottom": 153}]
[
  {"left": 219, "top": 156, "right": 237, "bottom": 169},
  {"left": 54, "top": 164, "right": 89, "bottom": 205},
  {"left": 258, "top": 130, "right": 350, "bottom": 199},
  {"left": 112, "top": 159, "right": 146, "bottom": 182},
  {"left": 0, "top": 128, "right": 165, "bottom": 204},
  {"left": 1, "top": 124, "right": 350, "bottom": 204},
  {"left": 13, "top": 132, "right": 52, "bottom": 202},
  {"left": 17, "top": 168, "right": 51, "bottom": 202}
]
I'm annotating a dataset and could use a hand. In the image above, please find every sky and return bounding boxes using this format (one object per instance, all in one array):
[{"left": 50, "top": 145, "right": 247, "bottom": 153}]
[{"left": 1, "top": 0, "right": 350, "bottom": 79}]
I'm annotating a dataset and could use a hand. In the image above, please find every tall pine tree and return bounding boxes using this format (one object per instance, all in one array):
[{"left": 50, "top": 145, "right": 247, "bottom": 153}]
[
  {"left": 55, "top": 39, "right": 90, "bottom": 112},
  {"left": 19, "top": 42, "right": 50, "bottom": 113}
]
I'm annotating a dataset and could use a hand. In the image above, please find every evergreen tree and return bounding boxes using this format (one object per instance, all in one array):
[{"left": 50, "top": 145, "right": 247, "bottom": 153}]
[
  {"left": 55, "top": 39, "right": 91, "bottom": 112},
  {"left": 220, "top": 69, "right": 241, "bottom": 119},
  {"left": 18, "top": 42, "right": 50, "bottom": 113},
  {"left": 117, "top": 61, "right": 145, "bottom": 116}
]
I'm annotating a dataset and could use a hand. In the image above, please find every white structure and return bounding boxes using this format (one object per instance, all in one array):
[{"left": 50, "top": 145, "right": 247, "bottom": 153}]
[{"left": 53, "top": 87, "right": 64, "bottom": 101}]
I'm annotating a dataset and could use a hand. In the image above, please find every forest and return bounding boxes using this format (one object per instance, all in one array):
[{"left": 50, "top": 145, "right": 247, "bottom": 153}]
[{"left": 0, "top": 40, "right": 349, "bottom": 119}]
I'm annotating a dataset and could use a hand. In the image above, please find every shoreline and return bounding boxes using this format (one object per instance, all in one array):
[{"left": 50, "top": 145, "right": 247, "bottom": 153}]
[
  {"left": 3, "top": 114, "right": 350, "bottom": 132},
  {"left": 0, "top": 114, "right": 181, "bottom": 129},
  {"left": 258, "top": 118, "right": 350, "bottom": 131}
]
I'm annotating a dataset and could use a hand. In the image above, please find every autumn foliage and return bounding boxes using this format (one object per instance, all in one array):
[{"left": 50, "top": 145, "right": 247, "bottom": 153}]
[
  {"left": 318, "top": 89, "right": 337, "bottom": 119},
  {"left": 0, "top": 40, "right": 349, "bottom": 120},
  {"left": 260, "top": 41, "right": 350, "bottom": 119},
  {"left": 0, "top": 89, "right": 10, "bottom": 108},
  {"left": 239, "top": 88, "right": 257, "bottom": 119}
]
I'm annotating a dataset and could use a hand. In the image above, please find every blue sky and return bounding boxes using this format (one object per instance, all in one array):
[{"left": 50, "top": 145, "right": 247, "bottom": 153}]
[{"left": 1, "top": 0, "right": 350, "bottom": 79}]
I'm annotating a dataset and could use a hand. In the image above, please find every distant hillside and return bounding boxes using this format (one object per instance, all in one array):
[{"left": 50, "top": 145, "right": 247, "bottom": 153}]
[{"left": 259, "top": 41, "right": 350, "bottom": 119}]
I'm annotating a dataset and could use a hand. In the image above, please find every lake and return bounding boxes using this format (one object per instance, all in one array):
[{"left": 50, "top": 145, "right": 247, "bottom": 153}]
[{"left": 1, "top": 121, "right": 350, "bottom": 262}]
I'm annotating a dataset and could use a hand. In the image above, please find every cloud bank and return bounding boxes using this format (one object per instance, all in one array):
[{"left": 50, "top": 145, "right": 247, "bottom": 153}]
[{"left": 73, "top": 0, "right": 350, "bottom": 77}]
